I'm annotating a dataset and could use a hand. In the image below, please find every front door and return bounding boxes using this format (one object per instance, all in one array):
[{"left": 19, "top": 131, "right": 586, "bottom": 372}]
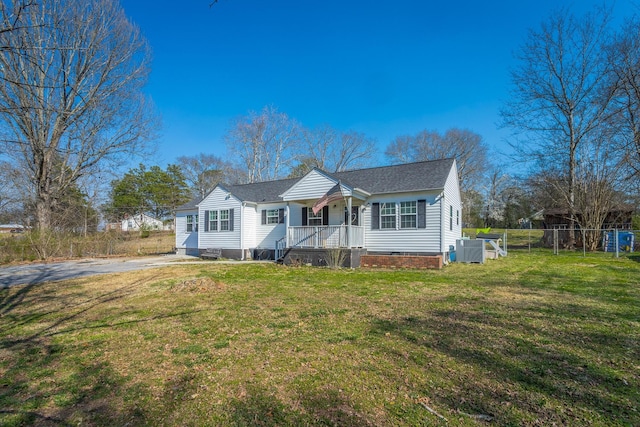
[{"left": 345, "top": 206, "right": 359, "bottom": 226}]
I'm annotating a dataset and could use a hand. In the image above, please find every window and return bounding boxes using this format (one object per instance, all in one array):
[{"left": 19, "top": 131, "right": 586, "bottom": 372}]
[
  {"left": 266, "top": 209, "right": 279, "bottom": 224},
  {"left": 380, "top": 202, "right": 396, "bottom": 229},
  {"left": 186, "top": 214, "right": 198, "bottom": 232},
  {"left": 220, "top": 209, "right": 230, "bottom": 231},
  {"left": 308, "top": 208, "right": 323, "bottom": 226},
  {"left": 450, "top": 205, "right": 453, "bottom": 231},
  {"left": 400, "top": 201, "right": 417, "bottom": 229},
  {"left": 457, "top": 209, "right": 460, "bottom": 226},
  {"left": 209, "top": 210, "right": 218, "bottom": 231}
]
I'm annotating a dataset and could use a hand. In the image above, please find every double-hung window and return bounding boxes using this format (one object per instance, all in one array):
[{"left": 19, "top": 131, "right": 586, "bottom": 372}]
[
  {"left": 220, "top": 209, "right": 230, "bottom": 231},
  {"left": 308, "top": 209, "right": 323, "bottom": 226},
  {"left": 400, "top": 201, "right": 417, "bottom": 229},
  {"left": 380, "top": 202, "right": 396, "bottom": 229},
  {"left": 209, "top": 210, "right": 218, "bottom": 231},
  {"left": 266, "top": 209, "right": 279, "bottom": 224},
  {"left": 450, "top": 205, "right": 453, "bottom": 231},
  {"left": 186, "top": 214, "right": 198, "bottom": 232}
]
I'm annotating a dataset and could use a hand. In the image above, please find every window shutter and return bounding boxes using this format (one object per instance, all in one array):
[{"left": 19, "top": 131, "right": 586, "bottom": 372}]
[
  {"left": 278, "top": 208, "right": 285, "bottom": 224},
  {"left": 322, "top": 206, "right": 329, "bottom": 225},
  {"left": 302, "top": 207, "right": 308, "bottom": 226},
  {"left": 371, "top": 203, "right": 380, "bottom": 229},
  {"left": 204, "top": 210, "right": 210, "bottom": 232},
  {"left": 261, "top": 209, "right": 266, "bottom": 225},
  {"left": 418, "top": 200, "right": 426, "bottom": 229},
  {"left": 229, "top": 208, "right": 234, "bottom": 231}
]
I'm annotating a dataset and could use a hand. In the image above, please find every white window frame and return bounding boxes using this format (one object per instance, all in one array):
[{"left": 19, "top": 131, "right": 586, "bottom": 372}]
[
  {"left": 308, "top": 209, "right": 323, "bottom": 226},
  {"left": 400, "top": 201, "right": 417, "bottom": 229},
  {"left": 266, "top": 209, "right": 280, "bottom": 225},
  {"left": 380, "top": 202, "right": 396, "bottom": 229},
  {"left": 186, "top": 214, "right": 198, "bottom": 232},
  {"left": 209, "top": 210, "right": 218, "bottom": 231},
  {"left": 220, "top": 209, "right": 230, "bottom": 231}
]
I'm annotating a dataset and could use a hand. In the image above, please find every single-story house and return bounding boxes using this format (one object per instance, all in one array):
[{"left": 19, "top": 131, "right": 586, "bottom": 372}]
[
  {"left": 175, "top": 158, "right": 462, "bottom": 267},
  {"left": 119, "top": 213, "right": 166, "bottom": 232},
  {"left": 0, "top": 224, "right": 26, "bottom": 233}
]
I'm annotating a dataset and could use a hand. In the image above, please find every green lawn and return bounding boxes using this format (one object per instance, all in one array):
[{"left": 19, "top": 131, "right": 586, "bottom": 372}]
[{"left": 1, "top": 250, "right": 638, "bottom": 426}]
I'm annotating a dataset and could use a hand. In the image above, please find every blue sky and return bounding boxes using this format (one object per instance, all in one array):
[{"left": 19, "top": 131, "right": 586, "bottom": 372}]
[{"left": 121, "top": 0, "right": 637, "bottom": 168}]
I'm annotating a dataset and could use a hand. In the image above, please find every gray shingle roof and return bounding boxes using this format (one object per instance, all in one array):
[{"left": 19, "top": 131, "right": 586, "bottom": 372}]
[
  {"left": 175, "top": 196, "right": 201, "bottom": 211},
  {"left": 226, "top": 177, "right": 301, "bottom": 203},
  {"left": 333, "top": 158, "right": 454, "bottom": 194},
  {"left": 177, "top": 158, "right": 455, "bottom": 207}
]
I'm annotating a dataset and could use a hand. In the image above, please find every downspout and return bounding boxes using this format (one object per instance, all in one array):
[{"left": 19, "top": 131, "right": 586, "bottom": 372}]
[
  {"left": 440, "top": 193, "right": 446, "bottom": 256},
  {"left": 240, "top": 202, "right": 245, "bottom": 260}
]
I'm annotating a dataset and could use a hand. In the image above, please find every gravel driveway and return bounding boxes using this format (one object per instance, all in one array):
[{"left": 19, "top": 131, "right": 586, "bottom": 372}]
[{"left": 0, "top": 255, "right": 201, "bottom": 287}]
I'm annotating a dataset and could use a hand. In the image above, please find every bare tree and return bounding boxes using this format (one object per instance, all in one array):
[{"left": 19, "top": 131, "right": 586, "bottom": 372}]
[
  {"left": 500, "top": 6, "right": 617, "bottom": 247},
  {"left": 176, "top": 153, "right": 236, "bottom": 198},
  {"left": 609, "top": 15, "right": 640, "bottom": 180},
  {"left": 296, "top": 125, "right": 377, "bottom": 174},
  {"left": 333, "top": 131, "right": 377, "bottom": 172},
  {"left": 0, "top": 1, "right": 36, "bottom": 38},
  {"left": 385, "top": 128, "right": 488, "bottom": 193},
  {"left": 225, "top": 106, "right": 300, "bottom": 183},
  {"left": 0, "top": 0, "right": 155, "bottom": 231}
]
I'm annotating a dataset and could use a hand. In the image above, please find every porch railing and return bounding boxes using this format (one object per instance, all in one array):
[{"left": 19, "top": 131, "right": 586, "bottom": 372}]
[{"left": 287, "top": 225, "right": 364, "bottom": 248}]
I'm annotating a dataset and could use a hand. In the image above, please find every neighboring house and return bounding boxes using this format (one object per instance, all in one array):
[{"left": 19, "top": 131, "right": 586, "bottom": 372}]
[
  {"left": 0, "top": 224, "right": 26, "bottom": 233},
  {"left": 175, "top": 159, "right": 462, "bottom": 267},
  {"left": 120, "top": 213, "right": 165, "bottom": 232}
]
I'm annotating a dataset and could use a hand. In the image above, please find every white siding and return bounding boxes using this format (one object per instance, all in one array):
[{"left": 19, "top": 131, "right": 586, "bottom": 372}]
[
  {"left": 175, "top": 210, "right": 199, "bottom": 255},
  {"left": 243, "top": 204, "right": 257, "bottom": 249},
  {"left": 288, "top": 202, "right": 304, "bottom": 226},
  {"left": 363, "top": 192, "right": 442, "bottom": 253},
  {"left": 442, "top": 161, "right": 462, "bottom": 252},
  {"left": 198, "top": 187, "right": 241, "bottom": 249},
  {"left": 282, "top": 170, "right": 349, "bottom": 201},
  {"left": 255, "top": 203, "right": 287, "bottom": 249}
]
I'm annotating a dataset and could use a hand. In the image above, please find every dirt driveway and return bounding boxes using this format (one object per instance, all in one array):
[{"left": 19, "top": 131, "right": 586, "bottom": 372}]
[{"left": 0, "top": 255, "right": 207, "bottom": 287}]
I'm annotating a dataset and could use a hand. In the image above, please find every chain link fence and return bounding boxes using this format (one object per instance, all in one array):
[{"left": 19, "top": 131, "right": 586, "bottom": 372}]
[
  {"left": 470, "top": 228, "right": 639, "bottom": 258},
  {"left": 0, "top": 231, "right": 176, "bottom": 263}
]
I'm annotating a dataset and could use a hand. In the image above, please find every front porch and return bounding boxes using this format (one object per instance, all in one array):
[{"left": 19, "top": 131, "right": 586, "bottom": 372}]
[
  {"left": 275, "top": 225, "right": 365, "bottom": 260},
  {"left": 288, "top": 225, "right": 365, "bottom": 248}
]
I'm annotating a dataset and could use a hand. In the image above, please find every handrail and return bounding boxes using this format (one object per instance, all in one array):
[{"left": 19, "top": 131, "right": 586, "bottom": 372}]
[
  {"left": 289, "top": 226, "right": 330, "bottom": 248},
  {"left": 275, "top": 237, "right": 287, "bottom": 260}
]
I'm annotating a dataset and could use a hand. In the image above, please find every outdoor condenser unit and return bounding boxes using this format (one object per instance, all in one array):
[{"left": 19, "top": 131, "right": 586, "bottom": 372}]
[{"left": 456, "top": 239, "right": 485, "bottom": 263}]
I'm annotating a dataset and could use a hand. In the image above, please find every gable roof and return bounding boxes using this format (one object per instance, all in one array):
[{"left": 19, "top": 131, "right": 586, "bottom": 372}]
[
  {"left": 178, "top": 158, "right": 456, "bottom": 207},
  {"left": 333, "top": 158, "right": 454, "bottom": 194}
]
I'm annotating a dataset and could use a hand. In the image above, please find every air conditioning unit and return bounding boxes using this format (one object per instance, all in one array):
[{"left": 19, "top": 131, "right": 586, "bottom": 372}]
[{"left": 456, "top": 239, "right": 485, "bottom": 263}]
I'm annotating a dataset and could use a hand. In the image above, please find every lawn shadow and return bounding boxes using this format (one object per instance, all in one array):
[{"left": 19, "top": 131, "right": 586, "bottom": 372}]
[
  {"left": 369, "top": 305, "right": 639, "bottom": 426},
  {"left": 0, "top": 275, "right": 173, "bottom": 425},
  {"left": 225, "top": 383, "right": 375, "bottom": 426},
  {"left": 0, "top": 335, "right": 148, "bottom": 426}
]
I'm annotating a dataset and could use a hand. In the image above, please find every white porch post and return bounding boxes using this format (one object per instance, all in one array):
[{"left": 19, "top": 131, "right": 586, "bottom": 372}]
[
  {"left": 285, "top": 202, "right": 290, "bottom": 247},
  {"left": 347, "top": 196, "right": 352, "bottom": 248}
]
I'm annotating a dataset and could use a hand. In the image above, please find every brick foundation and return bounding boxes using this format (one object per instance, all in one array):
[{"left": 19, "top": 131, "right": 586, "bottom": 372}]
[{"left": 360, "top": 254, "right": 443, "bottom": 270}]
